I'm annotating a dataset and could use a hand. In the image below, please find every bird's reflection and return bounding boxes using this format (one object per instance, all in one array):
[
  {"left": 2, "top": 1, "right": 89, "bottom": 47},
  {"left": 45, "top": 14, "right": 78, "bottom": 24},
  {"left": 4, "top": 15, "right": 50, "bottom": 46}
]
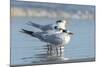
[
  {"left": 34, "top": 44, "right": 65, "bottom": 63},
  {"left": 21, "top": 44, "right": 68, "bottom": 64}
]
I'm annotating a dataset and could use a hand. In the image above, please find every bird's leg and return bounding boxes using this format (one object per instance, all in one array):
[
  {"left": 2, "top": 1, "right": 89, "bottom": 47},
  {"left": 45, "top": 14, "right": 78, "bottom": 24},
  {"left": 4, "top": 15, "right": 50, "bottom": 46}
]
[
  {"left": 47, "top": 44, "right": 49, "bottom": 51},
  {"left": 48, "top": 44, "right": 52, "bottom": 55},
  {"left": 60, "top": 46, "right": 62, "bottom": 56},
  {"left": 50, "top": 45, "right": 52, "bottom": 55},
  {"left": 47, "top": 44, "right": 50, "bottom": 54},
  {"left": 56, "top": 46, "right": 58, "bottom": 56}
]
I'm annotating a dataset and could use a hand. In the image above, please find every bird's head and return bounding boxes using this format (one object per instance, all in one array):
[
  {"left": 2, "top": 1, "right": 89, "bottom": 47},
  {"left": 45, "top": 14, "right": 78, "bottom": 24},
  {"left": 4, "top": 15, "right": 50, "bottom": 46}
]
[
  {"left": 56, "top": 20, "right": 66, "bottom": 25},
  {"left": 56, "top": 20, "right": 67, "bottom": 30}
]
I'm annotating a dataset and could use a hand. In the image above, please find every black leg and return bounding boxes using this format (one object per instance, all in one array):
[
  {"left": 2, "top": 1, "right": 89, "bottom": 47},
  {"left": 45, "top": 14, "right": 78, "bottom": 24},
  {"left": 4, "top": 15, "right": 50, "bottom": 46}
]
[
  {"left": 60, "top": 46, "right": 62, "bottom": 56},
  {"left": 56, "top": 47, "right": 58, "bottom": 55},
  {"left": 50, "top": 45, "right": 52, "bottom": 55},
  {"left": 47, "top": 44, "right": 50, "bottom": 54},
  {"left": 47, "top": 44, "right": 50, "bottom": 51}
]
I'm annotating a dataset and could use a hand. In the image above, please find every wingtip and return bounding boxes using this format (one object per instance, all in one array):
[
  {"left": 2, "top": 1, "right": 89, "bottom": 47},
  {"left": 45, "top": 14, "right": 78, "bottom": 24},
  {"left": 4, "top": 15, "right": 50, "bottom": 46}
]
[{"left": 19, "top": 29, "right": 26, "bottom": 33}]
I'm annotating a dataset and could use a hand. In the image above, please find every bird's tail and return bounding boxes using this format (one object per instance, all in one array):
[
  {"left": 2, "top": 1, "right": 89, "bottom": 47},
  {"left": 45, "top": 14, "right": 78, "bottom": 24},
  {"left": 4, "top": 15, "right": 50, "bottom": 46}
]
[
  {"left": 20, "top": 29, "right": 44, "bottom": 41},
  {"left": 27, "top": 21, "right": 43, "bottom": 29},
  {"left": 20, "top": 29, "right": 34, "bottom": 37}
]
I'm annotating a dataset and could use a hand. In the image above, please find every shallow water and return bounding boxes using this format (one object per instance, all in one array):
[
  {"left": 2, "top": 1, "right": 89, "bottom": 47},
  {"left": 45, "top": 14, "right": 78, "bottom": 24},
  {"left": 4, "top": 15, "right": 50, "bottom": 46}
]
[{"left": 11, "top": 17, "right": 95, "bottom": 65}]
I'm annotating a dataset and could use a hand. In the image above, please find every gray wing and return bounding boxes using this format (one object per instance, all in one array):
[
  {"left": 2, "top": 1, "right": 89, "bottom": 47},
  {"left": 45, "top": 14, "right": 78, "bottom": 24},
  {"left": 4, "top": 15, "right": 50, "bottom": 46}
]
[
  {"left": 27, "top": 21, "right": 54, "bottom": 31},
  {"left": 20, "top": 29, "right": 47, "bottom": 40},
  {"left": 20, "top": 29, "right": 62, "bottom": 45},
  {"left": 27, "top": 21, "right": 43, "bottom": 29},
  {"left": 41, "top": 24, "right": 54, "bottom": 31},
  {"left": 28, "top": 31, "right": 63, "bottom": 45}
]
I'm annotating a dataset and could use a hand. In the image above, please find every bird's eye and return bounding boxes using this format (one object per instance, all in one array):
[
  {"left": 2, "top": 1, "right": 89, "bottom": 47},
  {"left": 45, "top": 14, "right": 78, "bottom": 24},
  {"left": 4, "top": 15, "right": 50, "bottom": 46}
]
[{"left": 54, "top": 26, "right": 58, "bottom": 29}]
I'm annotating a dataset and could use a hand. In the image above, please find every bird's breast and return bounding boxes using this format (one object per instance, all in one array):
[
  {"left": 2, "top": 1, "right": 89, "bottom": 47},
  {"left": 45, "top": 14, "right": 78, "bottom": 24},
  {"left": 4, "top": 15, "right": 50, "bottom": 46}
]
[{"left": 63, "top": 35, "right": 71, "bottom": 44}]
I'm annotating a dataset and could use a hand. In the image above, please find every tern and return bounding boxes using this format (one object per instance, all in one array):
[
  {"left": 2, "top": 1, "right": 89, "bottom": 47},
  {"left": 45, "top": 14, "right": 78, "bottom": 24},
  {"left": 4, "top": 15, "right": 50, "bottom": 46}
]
[
  {"left": 20, "top": 28, "right": 73, "bottom": 54},
  {"left": 27, "top": 20, "right": 67, "bottom": 32}
]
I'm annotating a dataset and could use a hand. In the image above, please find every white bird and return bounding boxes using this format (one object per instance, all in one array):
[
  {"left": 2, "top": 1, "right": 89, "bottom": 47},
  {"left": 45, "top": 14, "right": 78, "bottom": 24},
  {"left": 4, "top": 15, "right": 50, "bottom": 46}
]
[
  {"left": 20, "top": 28, "right": 73, "bottom": 54},
  {"left": 27, "top": 20, "right": 67, "bottom": 32}
]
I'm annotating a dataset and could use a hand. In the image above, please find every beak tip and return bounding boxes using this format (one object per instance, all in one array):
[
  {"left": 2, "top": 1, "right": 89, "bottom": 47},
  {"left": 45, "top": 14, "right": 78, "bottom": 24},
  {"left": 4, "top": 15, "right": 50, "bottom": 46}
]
[{"left": 69, "top": 32, "right": 74, "bottom": 35}]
